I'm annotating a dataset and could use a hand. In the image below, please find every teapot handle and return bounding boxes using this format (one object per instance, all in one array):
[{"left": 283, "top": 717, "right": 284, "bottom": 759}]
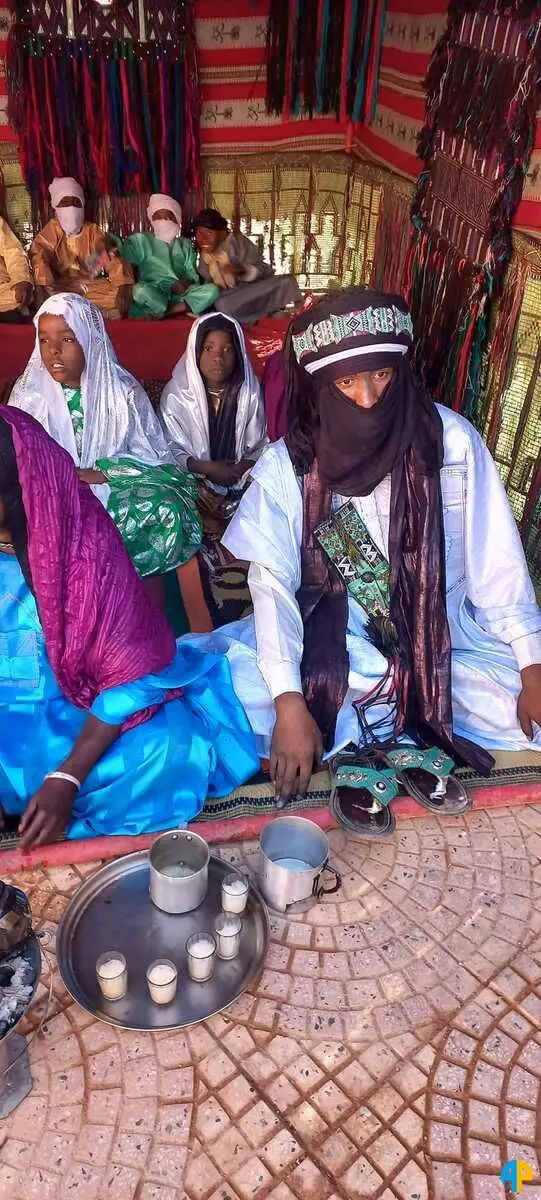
[{"left": 313, "top": 863, "right": 342, "bottom": 900}]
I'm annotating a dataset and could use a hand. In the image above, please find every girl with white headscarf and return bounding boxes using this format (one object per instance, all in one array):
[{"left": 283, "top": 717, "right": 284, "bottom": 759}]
[
  {"left": 9, "top": 293, "right": 202, "bottom": 578},
  {"left": 160, "top": 312, "right": 267, "bottom": 520},
  {"left": 159, "top": 312, "right": 267, "bottom": 626}
]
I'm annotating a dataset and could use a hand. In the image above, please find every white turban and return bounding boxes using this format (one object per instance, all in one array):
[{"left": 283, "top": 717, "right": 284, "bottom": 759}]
[
  {"left": 49, "top": 177, "right": 85, "bottom": 209},
  {"left": 147, "top": 193, "right": 182, "bottom": 227}
]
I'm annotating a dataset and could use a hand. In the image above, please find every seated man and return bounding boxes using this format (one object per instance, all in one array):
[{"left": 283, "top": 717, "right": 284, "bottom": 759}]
[
  {"left": 30, "top": 177, "right": 133, "bottom": 319},
  {"left": 194, "top": 208, "right": 301, "bottom": 326},
  {"left": 120, "top": 194, "right": 219, "bottom": 320},
  {"left": 0, "top": 216, "right": 33, "bottom": 323},
  {"left": 191, "top": 288, "right": 541, "bottom": 832}
]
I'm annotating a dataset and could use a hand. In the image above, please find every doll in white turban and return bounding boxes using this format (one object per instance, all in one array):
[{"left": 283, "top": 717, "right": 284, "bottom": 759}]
[{"left": 30, "top": 177, "right": 134, "bottom": 319}]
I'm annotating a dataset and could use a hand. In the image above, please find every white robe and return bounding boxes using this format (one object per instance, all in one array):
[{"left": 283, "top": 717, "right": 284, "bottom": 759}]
[
  {"left": 185, "top": 406, "right": 541, "bottom": 759},
  {"left": 159, "top": 312, "right": 267, "bottom": 475}
]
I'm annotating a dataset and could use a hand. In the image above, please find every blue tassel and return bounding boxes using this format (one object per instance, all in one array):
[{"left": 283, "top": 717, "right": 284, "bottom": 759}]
[{"left": 316, "top": 0, "right": 331, "bottom": 113}]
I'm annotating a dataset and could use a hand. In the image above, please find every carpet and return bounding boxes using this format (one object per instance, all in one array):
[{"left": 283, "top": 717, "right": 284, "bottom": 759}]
[{"left": 1, "top": 752, "right": 540, "bottom": 873}]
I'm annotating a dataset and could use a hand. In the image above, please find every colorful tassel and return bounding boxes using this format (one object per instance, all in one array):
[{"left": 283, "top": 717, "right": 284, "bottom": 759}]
[
  {"left": 7, "top": 31, "right": 199, "bottom": 231},
  {"left": 266, "top": 0, "right": 387, "bottom": 121}
]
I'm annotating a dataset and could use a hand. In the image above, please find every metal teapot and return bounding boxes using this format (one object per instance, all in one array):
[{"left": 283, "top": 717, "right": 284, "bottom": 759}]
[{"left": 0, "top": 882, "right": 32, "bottom": 956}]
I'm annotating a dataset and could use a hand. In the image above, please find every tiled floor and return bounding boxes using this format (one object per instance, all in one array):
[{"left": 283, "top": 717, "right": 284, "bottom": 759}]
[{"left": 3, "top": 804, "right": 541, "bottom": 1199}]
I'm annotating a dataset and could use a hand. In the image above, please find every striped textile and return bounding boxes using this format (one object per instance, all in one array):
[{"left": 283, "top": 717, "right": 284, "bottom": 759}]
[
  {"left": 197, "top": 0, "right": 347, "bottom": 153},
  {"left": 0, "top": 2, "right": 346, "bottom": 155}
]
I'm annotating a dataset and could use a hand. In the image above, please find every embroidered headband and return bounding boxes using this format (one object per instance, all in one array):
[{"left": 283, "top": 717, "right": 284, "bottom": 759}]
[{"left": 293, "top": 303, "right": 413, "bottom": 377}]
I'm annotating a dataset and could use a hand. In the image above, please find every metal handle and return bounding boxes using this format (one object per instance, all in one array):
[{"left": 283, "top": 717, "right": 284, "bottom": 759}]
[{"left": 313, "top": 863, "right": 342, "bottom": 900}]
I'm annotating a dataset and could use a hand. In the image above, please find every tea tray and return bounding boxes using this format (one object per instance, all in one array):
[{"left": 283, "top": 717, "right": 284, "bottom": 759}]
[{"left": 56, "top": 851, "right": 269, "bottom": 1031}]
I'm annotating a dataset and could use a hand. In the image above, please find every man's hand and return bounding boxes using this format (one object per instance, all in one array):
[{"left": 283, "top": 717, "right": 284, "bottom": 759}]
[
  {"left": 171, "top": 278, "right": 189, "bottom": 296},
  {"left": 270, "top": 693, "right": 323, "bottom": 802},
  {"left": 78, "top": 468, "right": 107, "bottom": 485},
  {"left": 19, "top": 777, "right": 77, "bottom": 849},
  {"left": 117, "top": 284, "right": 132, "bottom": 317},
  {"left": 518, "top": 663, "right": 541, "bottom": 740},
  {"left": 34, "top": 285, "right": 52, "bottom": 309},
  {"left": 14, "top": 282, "right": 32, "bottom": 308},
  {"left": 200, "top": 460, "right": 244, "bottom": 487}
]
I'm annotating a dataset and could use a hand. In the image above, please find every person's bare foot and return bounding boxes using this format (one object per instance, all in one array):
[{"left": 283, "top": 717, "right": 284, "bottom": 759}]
[{"left": 169, "top": 301, "right": 188, "bottom": 317}]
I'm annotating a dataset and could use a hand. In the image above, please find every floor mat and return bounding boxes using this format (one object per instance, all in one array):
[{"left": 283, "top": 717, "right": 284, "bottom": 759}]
[{"left": 1, "top": 752, "right": 540, "bottom": 870}]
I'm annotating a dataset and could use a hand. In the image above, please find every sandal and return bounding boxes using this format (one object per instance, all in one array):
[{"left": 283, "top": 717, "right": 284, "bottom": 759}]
[
  {"left": 330, "top": 753, "right": 397, "bottom": 839},
  {"left": 383, "top": 746, "right": 470, "bottom": 815}
]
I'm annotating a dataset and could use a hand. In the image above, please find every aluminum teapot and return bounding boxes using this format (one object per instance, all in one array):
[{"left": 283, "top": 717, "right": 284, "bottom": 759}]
[{"left": 0, "top": 881, "right": 32, "bottom": 956}]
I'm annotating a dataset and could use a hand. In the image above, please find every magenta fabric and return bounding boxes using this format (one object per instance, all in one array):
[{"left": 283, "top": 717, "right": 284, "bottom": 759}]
[
  {"left": 262, "top": 351, "right": 287, "bottom": 442},
  {"left": 0, "top": 408, "right": 176, "bottom": 710}
]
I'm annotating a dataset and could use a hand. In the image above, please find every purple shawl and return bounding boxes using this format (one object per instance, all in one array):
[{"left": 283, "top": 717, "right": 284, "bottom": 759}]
[{"left": 0, "top": 408, "right": 175, "bottom": 710}]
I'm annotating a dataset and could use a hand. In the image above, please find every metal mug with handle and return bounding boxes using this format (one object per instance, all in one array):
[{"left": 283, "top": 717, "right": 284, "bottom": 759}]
[{"left": 259, "top": 817, "right": 341, "bottom": 914}]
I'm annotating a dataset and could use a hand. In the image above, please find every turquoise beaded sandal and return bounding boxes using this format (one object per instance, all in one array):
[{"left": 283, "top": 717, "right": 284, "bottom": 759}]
[
  {"left": 383, "top": 746, "right": 470, "bottom": 815},
  {"left": 330, "top": 752, "right": 397, "bottom": 839}
]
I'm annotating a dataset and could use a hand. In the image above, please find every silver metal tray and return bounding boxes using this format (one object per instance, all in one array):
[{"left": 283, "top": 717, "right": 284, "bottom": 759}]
[{"left": 56, "top": 852, "right": 269, "bottom": 1031}]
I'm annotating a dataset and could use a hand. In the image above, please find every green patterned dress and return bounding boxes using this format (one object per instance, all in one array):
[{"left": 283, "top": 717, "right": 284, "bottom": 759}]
[{"left": 64, "top": 387, "right": 202, "bottom": 577}]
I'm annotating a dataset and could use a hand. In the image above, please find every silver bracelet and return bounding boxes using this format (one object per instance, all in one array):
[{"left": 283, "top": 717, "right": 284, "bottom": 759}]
[{"left": 45, "top": 771, "right": 81, "bottom": 790}]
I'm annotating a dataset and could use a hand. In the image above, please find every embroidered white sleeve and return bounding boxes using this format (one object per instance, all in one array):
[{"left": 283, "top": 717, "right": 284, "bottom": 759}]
[{"left": 223, "top": 444, "right": 304, "bottom": 699}]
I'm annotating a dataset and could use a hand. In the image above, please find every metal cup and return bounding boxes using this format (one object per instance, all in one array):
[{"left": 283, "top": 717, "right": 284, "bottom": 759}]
[{"left": 149, "top": 830, "right": 209, "bottom": 915}]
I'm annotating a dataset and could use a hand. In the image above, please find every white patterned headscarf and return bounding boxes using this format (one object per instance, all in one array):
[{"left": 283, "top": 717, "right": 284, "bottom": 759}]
[
  {"left": 159, "top": 311, "right": 267, "bottom": 471},
  {"left": 9, "top": 294, "right": 174, "bottom": 474}
]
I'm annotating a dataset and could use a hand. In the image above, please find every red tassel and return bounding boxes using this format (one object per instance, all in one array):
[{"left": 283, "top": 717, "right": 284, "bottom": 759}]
[
  {"left": 27, "top": 58, "right": 47, "bottom": 220},
  {"left": 100, "top": 56, "right": 111, "bottom": 197},
  {"left": 283, "top": 0, "right": 295, "bottom": 122},
  {"left": 119, "top": 59, "right": 142, "bottom": 194},
  {"left": 364, "top": 0, "right": 385, "bottom": 123},
  {"left": 157, "top": 58, "right": 168, "bottom": 193}
]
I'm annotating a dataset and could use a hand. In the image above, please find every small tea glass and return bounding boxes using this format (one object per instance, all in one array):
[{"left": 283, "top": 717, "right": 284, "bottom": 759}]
[
  {"left": 146, "top": 958, "right": 178, "bottom": 1005},
  {"left": 214, "top": 914, "right": 242, "bottom": 961},
  {"left": 221, "top": 873, "right": 249, "bottom": 915},
  {"left": 96, "top": 951, "right": 127, "bottom": 1001},
  {"left": 185, "top": 933, "right": 216, "bottom": 982}
]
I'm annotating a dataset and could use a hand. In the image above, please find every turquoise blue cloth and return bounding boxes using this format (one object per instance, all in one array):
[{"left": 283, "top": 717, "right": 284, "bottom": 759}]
[{"left": 0, "top": 554, "right": 258, "bottom": 839}]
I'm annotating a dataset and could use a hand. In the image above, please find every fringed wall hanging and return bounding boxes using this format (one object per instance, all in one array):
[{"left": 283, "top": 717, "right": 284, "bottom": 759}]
[
  {"left": 404, "top": 0, "right": 541, "bottom": 425},
  {"left": 370, "top": 186, "right": 412, "bottom": 295},
  {"left": 265, "top": 0, "right": 387, "bottom": 124},
  {"left": 6, "top": 0, "right": 200, "bottom": 232}
]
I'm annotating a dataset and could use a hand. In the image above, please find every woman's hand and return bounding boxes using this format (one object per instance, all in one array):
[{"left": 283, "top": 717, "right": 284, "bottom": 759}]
[
  {"left": 19, "top": 777, "right": 77, "bottom": 849},
  {"left": 171, "top": 279, "right": 189, "bottom": 296},
  {"left": 78, "top": 468, "right": 107, "bottom": 485},
  {"left": 19, "top": 715, "right": 122, "bottom": 849},
  {"left": 270, "top": 693, "right": 323, "bottom": 802},
  {"left": 518, "top": 663, "right": 541, "bottom": 740}
]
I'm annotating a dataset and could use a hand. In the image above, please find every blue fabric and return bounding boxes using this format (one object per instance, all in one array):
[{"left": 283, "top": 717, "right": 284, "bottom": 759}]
[{"left": 0, "top": 555, "right": 258, "bottom": 839}]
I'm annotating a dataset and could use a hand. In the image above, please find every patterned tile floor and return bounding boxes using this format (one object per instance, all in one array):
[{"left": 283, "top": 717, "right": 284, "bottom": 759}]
[{"left": 3, "top": 804, "right": 541, "bottom": 1199}]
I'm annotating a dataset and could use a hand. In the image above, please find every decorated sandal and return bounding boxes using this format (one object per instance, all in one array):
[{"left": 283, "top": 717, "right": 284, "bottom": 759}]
[
  {"left": 383, "top": 746, "right": 470, "bottom": 815},
  {"left": 330, "top": 756, "right": 397, "bottom": 839}
]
